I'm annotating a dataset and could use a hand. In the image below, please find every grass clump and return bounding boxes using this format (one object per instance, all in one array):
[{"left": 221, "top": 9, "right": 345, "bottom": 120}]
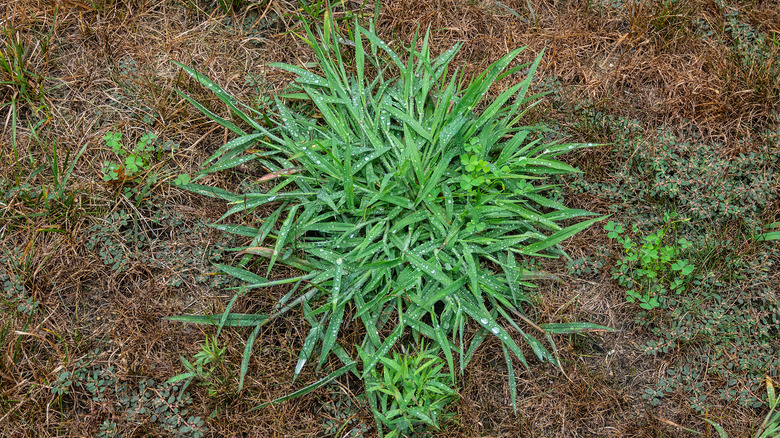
[
  {"left": 170, "top": 17, "right": 609, "bottom": 433},
  {"left": 366, "top": 345, "right": 459, "bottom": 436}
]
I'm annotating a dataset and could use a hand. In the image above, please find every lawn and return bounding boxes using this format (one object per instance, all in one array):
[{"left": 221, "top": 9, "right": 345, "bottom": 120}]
[{"left": 1, "top": 0, "right": 778, "bottom": 437}]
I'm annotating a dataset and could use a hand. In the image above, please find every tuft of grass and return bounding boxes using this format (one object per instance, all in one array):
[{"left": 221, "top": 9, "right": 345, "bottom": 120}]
[
  {"left": 0, "top": 16, "right": 48, "bottom": 109},
  {"left": 365, "top": 345, "right": 459, "bottom": 436},
  {"left": 169, "top": 13, "right": 611, "bottom": 433}
]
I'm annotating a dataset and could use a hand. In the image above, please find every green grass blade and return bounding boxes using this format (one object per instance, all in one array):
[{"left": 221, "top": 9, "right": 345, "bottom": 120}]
[
  {"left": 254, "top": 362, "right": 357, "bottom": 410},
  {"left": 294, "top": 324, "right": 322, "bottom": 381},
  {"left": 382, "top": 103, "right": 432, "bottom": 142},
  {"left": 173, "top": 61, "right": 263, "bottom": 132},
  {"left": 523, "top": 157, "right": 582, "bottom": 173},
  {"left": 318, "top": 303, "right": 345, "bottom": 368},
  {"left": 503, "top": 344, "right": 517, "bottom": 414},
  {"left": 362, "top": 324, "right": 405, "bottom": 378},
  {"left": 167, "top": 313, "right": 268, "bottom": 327},
  {"left": 268, "top": 63, "right": 328, "bottom": 87},
  {"left": 541, "top": 322, "right": 615, "bottom": 334},
  {"left": 204, "top": 154, "right": 258, "bottom": 173},
  {"left": 166, "top": 372, "right": 196, "bottom": 385},
  {"left": 208, "top": 224, "right": 259, "bottom": 237},
  {"left": 173, "top": 88, "right": 244, "bottom": 135},
  {"left": 57, "top": 142, "right": 88, "bottom": 198},
  {"left": 203, "top": 133, "right": 265, "bottom": 165},
  {"left": 238, "top": 324, "right": 263, "bottom": 390},
  {"left": 456, "top": 290, "right": 529, "bottom": 369},
  {"left": 179, "top": 183, "right": 237, "bottom": 201},
  {"left": 703, "top": 419, "right": 729, "bottom": 438},
  {"left": 215, "top": 263, "right": 267, "bottom": 284},
  {"left": 521, "top": 216, "right": 607, "bottom": 256},
  {"left": 754, "top": 222, "right": 780, "bottom": 242},
  {"left": 406, "top": 253, "right": 450, "bottom": 286},
  {"left": 431, "top": 313, "right": 456, "bottom": 384},
  {"left": 267, "top": 205, "right": 300, "bottom": 275}
]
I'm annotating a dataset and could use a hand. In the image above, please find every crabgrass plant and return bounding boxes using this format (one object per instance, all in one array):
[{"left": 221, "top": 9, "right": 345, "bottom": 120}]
[{"left": 169, "top": 17, "right": 610, "bottom": 432}]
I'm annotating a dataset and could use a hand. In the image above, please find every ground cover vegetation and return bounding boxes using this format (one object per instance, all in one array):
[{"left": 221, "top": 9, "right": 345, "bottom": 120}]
[
  {"left": 0, "top": 0, "right": 778, "bottom": 436},
  {"left": 168, "top": 16, "right": 610, "bottom": 434}
]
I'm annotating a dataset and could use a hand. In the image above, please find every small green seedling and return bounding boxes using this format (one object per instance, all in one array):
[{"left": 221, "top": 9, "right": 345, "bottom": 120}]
[
  {"left": 363, "top": 346, "right": 459, "bottom": 437},
  {"left": 101, "top": 131, "right": 158, "bottom": 182},
  {"left": 173, "top": 173, "right": 191, "bottom": 186},
  {"left": 605, "top": 214, "right": 696, "bottom": 310}
]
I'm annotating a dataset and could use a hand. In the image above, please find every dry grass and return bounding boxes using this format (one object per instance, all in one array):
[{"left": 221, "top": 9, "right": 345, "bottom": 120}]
[{"left": 1, "top": 0, "right": 777, "bottom": 436}]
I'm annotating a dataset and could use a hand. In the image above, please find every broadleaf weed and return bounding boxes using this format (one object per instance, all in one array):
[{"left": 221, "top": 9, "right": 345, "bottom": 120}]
[
  {"left": 50, "top": 350, "right": 208, "bottom": 437},
  {"left": 605, "top": 213, "right": 696, "bottom": 310},
  {"left": 567, "top": 104, "right": 779, "bottom": 416},
  {"left": 101, "top": 131, "right": 179, "bottom": 203},
  {"left": 101, "top": 131, "right": 159, "bottom": 182}
]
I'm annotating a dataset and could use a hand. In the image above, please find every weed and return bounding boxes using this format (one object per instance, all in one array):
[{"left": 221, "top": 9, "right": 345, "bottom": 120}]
[
  {"left": 51, "top": 350, "right": 208, "bottom": 437},
  {"left": 171, "top": 335, "right": 235, "bottom": 399},
  {"left": 85, "top": 206, "right": 237, "bottom": 290},
  {"left": 569, "top": 127, "right": 778, "bottom": 235},
  {"left": 604, "top": 213, "right": 696, "bottom": 310},
  {"left": 0, "top": 17, "right": 48, "bottom": 109},
  {"left": 85, "top": 210, "right": 135, "bottom": 272},
  {"left": 721, "top": 5, "right": 780, "bottom": 100},
  {"left": 0, "top": 129, "right": 88, "bottom": 225},
  {"left": 101, "top": 131, "right": 177, "bottom": 203},
  {"left": 321, "top": 386, "right": 371, "bottom": 437},
  {"left": 0, "top": 247, "right": 38, "bottom": 315},
  {"left": 363, "top": 346, "right": 459, "bottom": 437},
  {"left": 568, "top": 114, "right": 779, "bottom": 415},
  {"left": 243, "top": 72, "right": 274, "bottom": 112},
  {"left": 642, "top": 248, "right": 780, "bottom": 413},
  {"left": 0, "top": 8, "right": 54, "bottom": 192},
  {"left": 170, "top": 14, "right": 610, "bottom": 432},
  {"left": 566, "top": 255, "right": 605, "bottom": 279}
]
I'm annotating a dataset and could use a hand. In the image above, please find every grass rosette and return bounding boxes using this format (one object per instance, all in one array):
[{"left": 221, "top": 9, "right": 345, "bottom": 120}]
[
  {"left": 364, "top": 345, "right": 459, "bottom": 436},
  {"left": 170, "top": 18, "right": 609, "bottom": 424}
]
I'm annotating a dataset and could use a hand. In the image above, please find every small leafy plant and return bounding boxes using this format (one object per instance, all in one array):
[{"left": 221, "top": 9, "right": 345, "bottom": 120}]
[
  {"left": 604, "top": 213, "right": 695, "bottom": 310},
  {"left": 566, "top": 255, "right": 605, "bottom": 278},
  {"left": 101, "top": 131, "right": 182, "bottom": 202},
  {"left": 50, "top": 350, "right": 208, "bottom": 437},
  {"left": 362, "top": 346, "right": 458, "bottom": 437},
  {"left": 321, "top": 386, "right": 371, "bottom": 437},
  {"left": 101, "top": 131, "right": 158, "bottom": 182},
  {"left": 0, "top": 246, "right": 39, "bottom": 315},
  {"left": 169, "top": 335, "right": 234, "bottom": 399}
]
